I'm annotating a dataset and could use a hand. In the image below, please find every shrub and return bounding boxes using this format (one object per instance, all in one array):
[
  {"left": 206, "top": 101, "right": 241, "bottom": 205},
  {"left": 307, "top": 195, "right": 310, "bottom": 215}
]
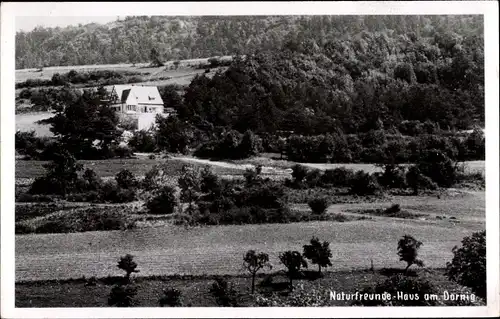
[
  {"left": 159, "top": 288, "right": 183, "bottom": 307},
  {"left": 99, "top": 181, "right": 136, "bottom": 203},
  {"left": 417, "top": 149, "right": 460, "bottom": 187},
  {"left": 113, "top": 145, "right": 134, "bottom": 158},
  {"left": 305, "top": 169, "right": 322, "bottom": 188},
  {"left": 15, "top": 207, "right": 135, "bottom": 234},
  {"left": 279, "top": 251, "right": 308, "bottom": 290},
  {"left": 146, "top": 186, "right": 177, "bottom": 215},
  {"left": 406, "top": 165, "right": 438, "bottom": 194},
  {"left": 108, "top": 284, "right": 138, "bottom": 307},
  {"left": 82, "top": 168, "right": 102, "bottom": 191},
  {"left": 353, "top": 275, "right": 438, "bottom": 306},
  {"left": 321, "top": 167, "right": 354, "bottom": 187},
  {"left": 238, "top": 130, "right": 263, "bottom": 158},
  {"left": 303, "top": 237, "right": 332, "bottom": 275},
  {"left": 128, "top": 130, "right": 157, "bottom": 153},
  {"left": 308, "top": 197, "right": 329, "bottom": 215},
  {"left": 349, "top": 171, "right": 381, "bottom": 195},
  {"left": 209, "top": 277, "right": 239, "bottom": 306},
  {"left": 244, "top": 165, "right": 263, "bottom": 186},
  {"left": 200, "top": 166, "right": 220, "bottom": 194},
  {"left": 377, "top": 164, "right": 407, "bottom": 189},
  {"left": 117, "top": 254, "right": 140, "bottom": 282},
  {"left": 29, "top": 150, "right": 83, "bottom": 196},
  {"left": 142, "top": 164, "right": 173, "bottom": 192},
  {"left": 115, "top": 169, "right": 138, "bottom": 189},
  {"left": 446, "top": 231, "right": 486, "bottom": 299},
  {"left": 243, "top": 250, "right": 272, "bottom": 294},
  {"left": 291, "top": 164, "right": 308, "bottom": 185},
  {"left": 384, "top": 204, "right": 401, "bottom": 215},
  {"left": 397, "top": 235, "right": 424, "bottom": 274}
]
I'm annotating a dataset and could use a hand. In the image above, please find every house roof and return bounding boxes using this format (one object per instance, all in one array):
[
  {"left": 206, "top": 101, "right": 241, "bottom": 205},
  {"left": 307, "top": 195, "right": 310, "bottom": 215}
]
[{"left": 110, "top": 85, "right": 164, "bottom": 106}]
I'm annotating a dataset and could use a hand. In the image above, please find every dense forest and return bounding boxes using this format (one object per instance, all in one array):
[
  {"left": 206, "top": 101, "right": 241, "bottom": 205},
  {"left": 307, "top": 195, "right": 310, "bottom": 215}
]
[
  {"left": 16, "top": 15, "right": 485, "bottom": 162},
  {"left": 16, "top": 15, "right": 483, "bottom": 69}
]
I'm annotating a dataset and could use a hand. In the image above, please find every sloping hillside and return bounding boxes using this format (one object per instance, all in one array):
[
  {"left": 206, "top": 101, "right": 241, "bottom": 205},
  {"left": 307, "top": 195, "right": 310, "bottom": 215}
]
[{"left": 16, "top": 15, "right": 483, "bottom": 69}]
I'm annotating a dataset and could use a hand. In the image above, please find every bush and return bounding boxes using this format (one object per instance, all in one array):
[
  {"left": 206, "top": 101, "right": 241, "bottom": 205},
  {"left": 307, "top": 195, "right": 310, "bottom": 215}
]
[
  {"left": 159, "top": 288, "right": 183, "bottom": 307},
  {"left": 15, "top": 207, "right": 135, "bottom": 234},
  {"left": 353, "top": 275, "right": 438, "bottom": 306},
  {"left": 397, "top": 235, "right": 424, "bottom": 273},
  {"left": 142, "top": 164, "right": 174, "bottom": 192},
  {"left": 406, "top": 165, "right": 438, "bottom": 194},
  {"left": 308, "top": 197, "right": 329, "bottom": 215},
  {"left": 128, "top": 130, "right": 157, "bottom": 153},
  {"left": 446, "top": 231, "right": 486, "bottom": 299},
  {"left": 349, "top": 171, "right": 381, "bottom": 195},
  {"left": 417, "top": 149, "right": 460, "bottom": 187},
  {"left": 115, "top": 169, "right": 138, "bottom": 189},
  {"left": 146, "top": 186, "right": 177, "bottom": 215},
  {"left": 209, "top": 277, "right": 239, "bottom": 306},
  {"left": 82, "top": 168, "right": 102, "bottom": 191},
  {"left": 320, "top": 167, "right": 354, "bottom": 187},
  {"left": 291, "top": 164, "right": 309, "bottom": 185},
  {"left": 238, "top": 130, "right": 263, "bottom": 158},
  {"left": 99, "top": 181, "right": 137, "bottom": 203},
  {"left": 305, "top": 169, "right": 322, "bottom": 188},
  {"left": 377, "top": 164, "right": 407, "bottom": 189},
  {"left": 108, "top": 284, "right": 138, "bottom": 307}
]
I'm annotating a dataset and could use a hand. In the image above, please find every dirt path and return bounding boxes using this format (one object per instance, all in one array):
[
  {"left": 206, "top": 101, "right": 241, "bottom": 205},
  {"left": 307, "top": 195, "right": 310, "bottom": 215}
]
[{"left": 172, "top": 156, "right": 293, "bottom": 175}]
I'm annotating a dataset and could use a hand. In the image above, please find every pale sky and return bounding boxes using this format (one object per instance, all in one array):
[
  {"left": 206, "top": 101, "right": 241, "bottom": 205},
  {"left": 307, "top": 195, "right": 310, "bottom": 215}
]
[{"left": 15, "top": 16, "right": 123, "bottom": 32}]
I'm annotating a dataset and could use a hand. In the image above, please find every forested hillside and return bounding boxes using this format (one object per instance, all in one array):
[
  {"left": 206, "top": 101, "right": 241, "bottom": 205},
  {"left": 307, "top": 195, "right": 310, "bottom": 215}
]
[{"left": 16, "top": 15, "right": 482, "bottom": 69}]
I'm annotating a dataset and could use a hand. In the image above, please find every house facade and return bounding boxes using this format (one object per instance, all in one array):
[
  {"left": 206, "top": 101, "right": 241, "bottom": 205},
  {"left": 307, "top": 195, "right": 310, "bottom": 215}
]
[
  {"left": 108, "top": 85, "right": 171, "bottom": 130},
  {"left": 109, "top": 85, "right": 164, "bottom": 114}
]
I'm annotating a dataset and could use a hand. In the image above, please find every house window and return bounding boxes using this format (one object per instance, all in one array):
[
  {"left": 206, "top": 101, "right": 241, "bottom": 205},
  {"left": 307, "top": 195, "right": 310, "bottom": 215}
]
[{"left": 126, "top": 105, "right": 135, "bottom": 111}]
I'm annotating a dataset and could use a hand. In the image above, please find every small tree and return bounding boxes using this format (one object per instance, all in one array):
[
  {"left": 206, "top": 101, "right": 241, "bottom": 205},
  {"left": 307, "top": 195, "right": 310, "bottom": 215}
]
[
  {"left": 303, "top": 237, "right": 332, "bottom": 275},
  {"left": 108, "top": 284, "right": 138, "bottom": 307},
  {"left": 243, "top": 250, "right": 272, "bottom": 294},
  {"left": 115, "top": 169, "right": 137, "bottom": 189},
  {"left": 29, "top": 149, "right": 83, "bottom": 196},
  {"left": 445, "top": 231, "right": 486, "bottom": 299},
  {"left": 397, "top": 235, "right": 424, "bottom": 274},
  {"left": 150, "top": 48, "right": 164, "bottom": 67},
  {"left": 200, "top": 166, "right": 220, "bottom": 194},
  {"left": 308, "top": 197, "right": 329, "bottom": 215},
  {"left": 244, "top": 165, "right": 262, "bottom": 186},
  {"left": 279, "top": 250, "right": 308, "bottom": 290},
  {"left": 291, "top": 164, "right": 308, "bottom": 185},
  {"left": 178, "top": 165, "right": 201, "bottom": 213},
  {"left": 209, "top": 277, "right": 239, "bottom": 306},
  {"left": 146, "top": 186, "right": 177, "bottom": 215},
  {"left": 117, "top": 254, "right": 140, "bottom": 282},
  {"left": 82, "top": 168, "right": 102, "bottom": 191},
  {"left": 159, "top": 287, "right": 183, "bottom": 307}
]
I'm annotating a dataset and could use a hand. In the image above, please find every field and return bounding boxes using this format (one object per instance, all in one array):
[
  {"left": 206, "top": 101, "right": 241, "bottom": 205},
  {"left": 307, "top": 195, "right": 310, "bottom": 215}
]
[
  {"left": 15, "top": 57, "right": 232, "bottom": 83},
  {"left": 15, "top": 156, "right": 486, "bottom": 179},
  {"left": 15, "top": 112, "right": 54, "bottom": 137},
  {"left": 15, "top": 188, "right": 484, "bottom": 282}
]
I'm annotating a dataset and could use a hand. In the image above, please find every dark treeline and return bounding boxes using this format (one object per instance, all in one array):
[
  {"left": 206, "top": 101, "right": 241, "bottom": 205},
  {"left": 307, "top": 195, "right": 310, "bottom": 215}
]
[{"left": 17, "top": 15, "right": 482, "bottom": 69}]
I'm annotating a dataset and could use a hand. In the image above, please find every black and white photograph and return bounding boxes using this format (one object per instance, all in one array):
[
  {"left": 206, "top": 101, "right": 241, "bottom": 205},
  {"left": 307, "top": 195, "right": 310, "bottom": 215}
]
[{"left": 1, "top": 1, "right": 499, "bottom": 318}]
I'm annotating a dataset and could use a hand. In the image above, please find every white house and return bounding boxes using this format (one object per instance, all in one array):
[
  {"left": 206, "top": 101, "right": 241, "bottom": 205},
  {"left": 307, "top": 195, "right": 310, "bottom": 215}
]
[
  {"left": 109, "top": 85, "right": 164, "bottom": 114},
  {"left": 108, "top": 85, "right": 172, "bottom": 130}
]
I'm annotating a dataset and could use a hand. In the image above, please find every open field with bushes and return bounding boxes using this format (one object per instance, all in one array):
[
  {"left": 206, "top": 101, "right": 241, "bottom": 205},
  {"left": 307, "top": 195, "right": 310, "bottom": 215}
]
[
  {"left": 16, "top": 189, "right": 483, "bottom": 282},
  {"left": 16, "top": 268, "right": 482, "bottom": 307}
]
